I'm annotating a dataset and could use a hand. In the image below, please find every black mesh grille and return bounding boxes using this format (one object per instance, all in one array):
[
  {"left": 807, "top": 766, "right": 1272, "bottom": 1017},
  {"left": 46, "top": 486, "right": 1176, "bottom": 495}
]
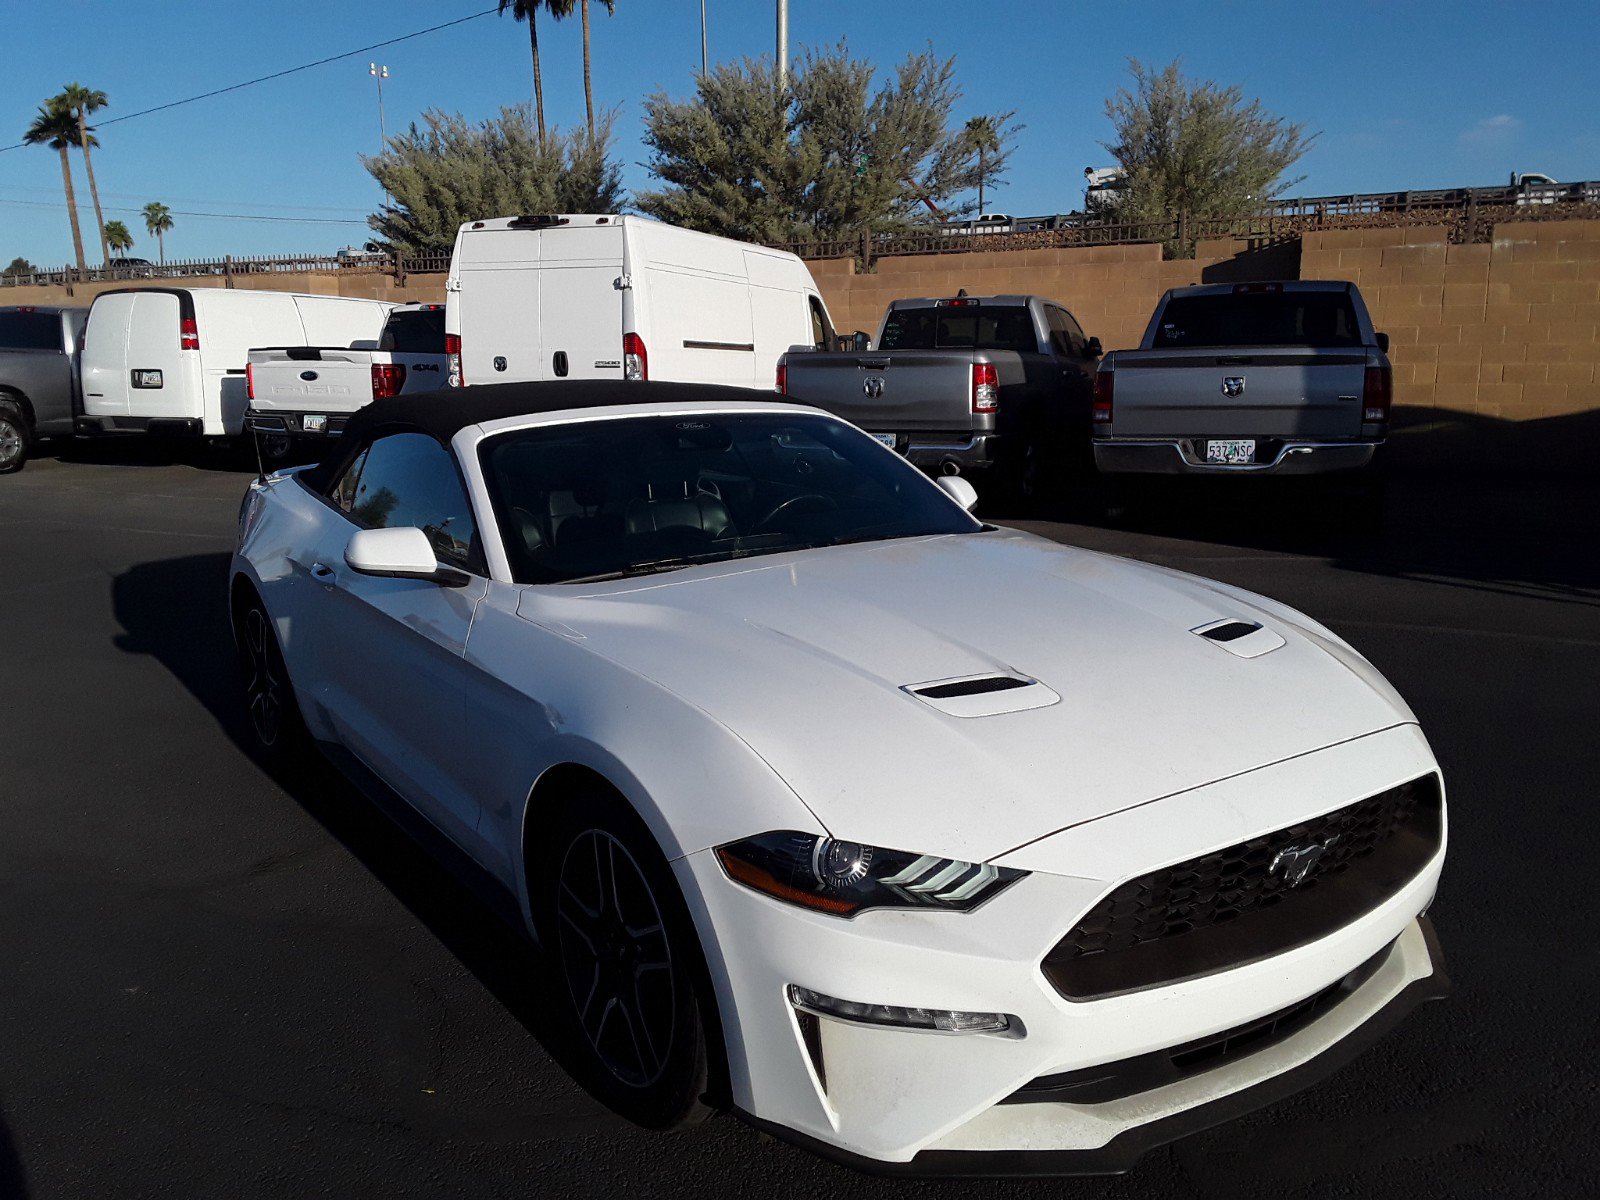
[{"left": 1042, "top": 775, "right": 1442, "bottom": 1000}]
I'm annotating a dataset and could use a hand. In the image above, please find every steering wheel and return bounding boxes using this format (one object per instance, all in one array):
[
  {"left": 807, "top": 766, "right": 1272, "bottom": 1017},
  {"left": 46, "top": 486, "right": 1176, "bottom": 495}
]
[{"left": 757, "top": 493, "right": 838, "bottom": 532}]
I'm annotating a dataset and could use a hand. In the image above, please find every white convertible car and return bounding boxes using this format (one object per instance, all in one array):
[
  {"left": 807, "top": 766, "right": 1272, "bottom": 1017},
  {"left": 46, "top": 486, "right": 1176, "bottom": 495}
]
[{"left": 230, "top": 380, "right": 1447, "bottom": 1174}]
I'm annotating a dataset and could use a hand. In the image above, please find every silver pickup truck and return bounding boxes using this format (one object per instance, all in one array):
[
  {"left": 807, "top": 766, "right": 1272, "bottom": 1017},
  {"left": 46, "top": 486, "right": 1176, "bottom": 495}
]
[
  {"left": 1092, "top": 281, "right": 1392, "bottom": 476},
  {"left": 777, "top": 294, "right": 1102, "bottom": 494},
  {"left": 0, "top": 305, "right": 87, "bottom": 474}
]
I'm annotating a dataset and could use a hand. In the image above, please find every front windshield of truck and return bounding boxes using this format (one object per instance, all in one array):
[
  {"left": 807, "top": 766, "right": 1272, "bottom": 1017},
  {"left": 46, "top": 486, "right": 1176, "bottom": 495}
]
[
  {"left": 479, "top": 412, "right": 981, "bottom": 584},
  {"left": 878, "top": 305, "right": 1036, "bottom": 352}
]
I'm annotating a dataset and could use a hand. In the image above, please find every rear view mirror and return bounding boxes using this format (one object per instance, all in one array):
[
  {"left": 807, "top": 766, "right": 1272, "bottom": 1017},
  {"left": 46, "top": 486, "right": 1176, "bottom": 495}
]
[
  {"left": 935, "top": 475, "right": 979, "bottom": 512},
  {"left": 345, "top": 526, "right": 469, "bottom": 586},
  {"left": 1084, "top": 336, "right": 1103, "bottom": 359},
  {"left": 1375, "top": 331, "right": 1390, "bottom": 354}
]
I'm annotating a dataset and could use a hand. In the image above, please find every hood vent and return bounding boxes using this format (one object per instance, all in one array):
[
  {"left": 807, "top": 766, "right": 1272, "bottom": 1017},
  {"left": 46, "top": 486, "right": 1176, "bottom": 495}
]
[
  {"left": 1191, "top": 618, "right": 1286, "bottom": 660},
  {"left": 904, "top": 674, "right": 1060, "bottom": 718}
]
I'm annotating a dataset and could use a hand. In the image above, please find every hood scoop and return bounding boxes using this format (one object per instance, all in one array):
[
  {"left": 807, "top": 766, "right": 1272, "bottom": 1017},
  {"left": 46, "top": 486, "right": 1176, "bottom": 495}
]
[
  {"left": 1192, "top": 618, "right": 1287, "bottom": 659},
  {"left": 904, "top": 673, "right": 1061, "bottom": 718}
]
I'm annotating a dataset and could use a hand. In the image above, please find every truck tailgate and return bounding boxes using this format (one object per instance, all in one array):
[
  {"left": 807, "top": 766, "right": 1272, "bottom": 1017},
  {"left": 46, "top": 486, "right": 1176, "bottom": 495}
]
[
  {"left": 782, "top": 351, "right": 978, "bottom": 431},
  {"left": 249, "top": 351, "right": 373, "bottom": 415},
  {"left": 1111, "top": 347, "right": 1368, "bottom": 439}
]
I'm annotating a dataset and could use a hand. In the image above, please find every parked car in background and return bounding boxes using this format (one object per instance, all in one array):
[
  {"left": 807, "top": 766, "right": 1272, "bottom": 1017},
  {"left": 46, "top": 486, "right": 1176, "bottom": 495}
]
[
  {"left": 778, "top": 293, "right": 1103, "bottom": 497},
  {"left": 108, "top": 257, "right": 158, "bottom": 279},
  {"left": 231, "top": 378, "right": 1447, "bottom": 1173},
  {"left": 0, "top": 304, "right": 87, "bottom": 473},
  {"left": 78, "top": 288, "right": 393, "bottom": 440},
  {"left": 1092, "top": 281, "right": 1392, "bottom": 478},
  {"left": 445, "top": 213, "right": 836, "bottom": 390},
  {"left": 245, "top": 303, "right": 449, "bottom": 458}
]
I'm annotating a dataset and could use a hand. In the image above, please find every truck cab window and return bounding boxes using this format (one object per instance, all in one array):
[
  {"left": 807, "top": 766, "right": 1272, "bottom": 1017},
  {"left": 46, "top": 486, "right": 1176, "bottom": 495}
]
[{"left": 808, "top": 296, "right": 834, "bottom": 351}]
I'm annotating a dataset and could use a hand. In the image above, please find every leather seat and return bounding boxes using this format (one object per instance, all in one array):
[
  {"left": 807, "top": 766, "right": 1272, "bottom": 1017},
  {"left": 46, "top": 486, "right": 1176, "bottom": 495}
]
[{"left": 625, "top": 479, "right": 735, "bottom": 539}]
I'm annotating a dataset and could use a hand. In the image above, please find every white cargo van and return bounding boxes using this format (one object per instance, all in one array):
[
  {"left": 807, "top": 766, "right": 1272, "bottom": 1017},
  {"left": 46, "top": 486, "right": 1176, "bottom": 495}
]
[
  {"left": 79, "top": 288, "right": 393, "bottom": 438},
  {"left": 444, "top": 214, "right": 836, "bottom": 389}
]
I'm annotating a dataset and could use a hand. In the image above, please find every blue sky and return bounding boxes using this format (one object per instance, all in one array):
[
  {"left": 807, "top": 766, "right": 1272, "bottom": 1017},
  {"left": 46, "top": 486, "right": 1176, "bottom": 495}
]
[{"left": 2, "top": 0, "right": 1593, "bottom": 267}]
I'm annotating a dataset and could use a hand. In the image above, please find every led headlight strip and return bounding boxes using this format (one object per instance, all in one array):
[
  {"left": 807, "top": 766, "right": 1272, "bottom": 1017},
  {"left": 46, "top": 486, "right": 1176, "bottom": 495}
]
[{"left": 715, "top": 831, "right": 1025, "bottom": 917}]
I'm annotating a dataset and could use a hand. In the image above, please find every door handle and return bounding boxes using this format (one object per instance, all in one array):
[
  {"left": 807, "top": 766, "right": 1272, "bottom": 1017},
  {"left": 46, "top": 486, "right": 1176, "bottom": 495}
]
[{"left": 553, "top": 350, "right": 569, "bottom": 377}]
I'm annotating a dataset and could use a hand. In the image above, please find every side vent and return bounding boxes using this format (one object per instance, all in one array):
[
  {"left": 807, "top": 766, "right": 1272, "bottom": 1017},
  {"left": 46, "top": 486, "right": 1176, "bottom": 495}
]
[
  {"left": 904, "top": 674, "right": 1060, "bottom": 718},
  {"left": 1191, "top": 618, "right": 1286, "bottom": 660}
]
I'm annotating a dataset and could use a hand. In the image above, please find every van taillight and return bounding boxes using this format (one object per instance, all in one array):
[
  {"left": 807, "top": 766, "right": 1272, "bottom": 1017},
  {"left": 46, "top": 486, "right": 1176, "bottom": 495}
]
[
  {"left": 1363, "top": 365, "right": 1392, "bottom": 423},
  {"left": 179, "top": 317, "right": 199, "bottom": 351},
  {"left": 246, "top": 362, "right": 255, "bottom": 400},
  {"left": 1092, "top": 366, "right": 1115, "bottom": 423},
  {"left": 445, "top": 333, "right": 462, "bottom": 387},
  {"left": 775, "top": 362, "right": 787, "bottom": 394},
  {"left": 971, "top": 361, "right": 998, "bottom": 413},
  {"left": 623, "top": 332, "right": 648, "bottom": 381},
  {"left": 371, "top": 363, "right": 407, "bottom": 399}
]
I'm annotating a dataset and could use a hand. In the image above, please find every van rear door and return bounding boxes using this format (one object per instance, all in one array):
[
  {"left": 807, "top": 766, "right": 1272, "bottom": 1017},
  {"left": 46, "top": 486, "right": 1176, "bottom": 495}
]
[
  {"left": 80, "top": 292, "right": 137, "bottom": 419},
  {"left": 124, "top": 292, "right": 192, "bottom": 421},
  {"left": 456, "top": 228, "right": 542, "bottom": 383},
  {"left": 537, "top": 224, "right": 624, "bottom": 380}
]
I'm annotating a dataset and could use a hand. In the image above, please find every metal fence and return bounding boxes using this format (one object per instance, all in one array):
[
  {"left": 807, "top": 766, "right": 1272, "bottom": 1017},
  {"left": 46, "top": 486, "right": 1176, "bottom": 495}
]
[{"left": 6, "top": 184, "right": 1599, "bottom": 287}]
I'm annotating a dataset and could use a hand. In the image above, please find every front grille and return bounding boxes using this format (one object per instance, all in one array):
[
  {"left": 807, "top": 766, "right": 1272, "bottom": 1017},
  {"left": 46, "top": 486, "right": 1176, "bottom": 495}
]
[{"left": 1042, "top": 774, "right": 1442, "bottom": 1000}]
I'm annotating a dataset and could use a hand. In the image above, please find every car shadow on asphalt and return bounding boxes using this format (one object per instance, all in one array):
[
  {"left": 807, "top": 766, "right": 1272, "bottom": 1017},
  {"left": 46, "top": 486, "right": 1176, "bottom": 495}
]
[
  {"left": 0, "top": 1102, "right": 29, "bottom": 1200},
  {"left": 108, "top": 550, "right": 621, "bottom": 1121}
]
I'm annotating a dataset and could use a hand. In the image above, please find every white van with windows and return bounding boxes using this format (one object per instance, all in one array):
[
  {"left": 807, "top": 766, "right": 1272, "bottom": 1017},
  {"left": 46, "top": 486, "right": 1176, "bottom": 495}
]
[
  {"left": 444, "top": 214, "right": 836, "bottom": 390},
  {"left": 79, "top": 288, "right": 393, "bottom": 438}
]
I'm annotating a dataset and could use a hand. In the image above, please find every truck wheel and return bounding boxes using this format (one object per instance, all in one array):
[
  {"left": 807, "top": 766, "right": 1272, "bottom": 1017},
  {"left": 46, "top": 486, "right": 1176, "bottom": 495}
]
[{"left": 0, "top": 399, "right": 30, "bottom": 474}]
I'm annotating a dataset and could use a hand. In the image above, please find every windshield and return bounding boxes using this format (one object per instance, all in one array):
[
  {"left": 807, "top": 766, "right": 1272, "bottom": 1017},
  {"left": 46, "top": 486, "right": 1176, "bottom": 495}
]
[
  {"left": 878, "top": 305, "right": 1036, "bottom": 352},
  {"left": 479, "top": 412, "right": 980, "bottom": 584},
  {"left": 1151, "top": 292, "right": 1362, "bottom": 348}
]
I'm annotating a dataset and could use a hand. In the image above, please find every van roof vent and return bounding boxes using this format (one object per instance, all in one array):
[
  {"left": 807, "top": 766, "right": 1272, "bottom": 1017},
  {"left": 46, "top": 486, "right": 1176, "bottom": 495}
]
[{"left": 508, "top": 214, "right": 570, "bottom": 229}]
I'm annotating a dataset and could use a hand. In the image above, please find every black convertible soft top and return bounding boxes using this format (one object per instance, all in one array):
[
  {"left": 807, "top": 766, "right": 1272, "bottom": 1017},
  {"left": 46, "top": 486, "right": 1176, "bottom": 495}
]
[{"left": 299, "top": 379, "right": 796, "bottom": 491}]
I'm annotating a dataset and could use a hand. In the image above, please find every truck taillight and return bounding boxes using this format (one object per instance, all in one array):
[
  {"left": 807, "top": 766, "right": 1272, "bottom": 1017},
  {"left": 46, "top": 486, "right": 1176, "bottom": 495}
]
[
  {"left": 1092, "top": 366, "right": 1115, "bottom": 423},
  {"left": 246, "top": 362, "right": 255, "bottom": 401},
  {"left": 179, "top": 317, "right": 199, "bottom": 351},
  {"left": 775, "top": 362, "right": 787, "bottom": 394},
  {"left": 971, "top": 361, "right": 998, "bottom": 413},
  {"left": 371, "top": 363, "right": 407, "bottom": 399},
  {"left": 1363, "top": 365, "right": 1392, "bottom": 423},
  {"left": 623, "top": 332, "right": 648, "bottom": 381},
  {"left": 445, "top": 333, "right": 463, "bottom": 387}
]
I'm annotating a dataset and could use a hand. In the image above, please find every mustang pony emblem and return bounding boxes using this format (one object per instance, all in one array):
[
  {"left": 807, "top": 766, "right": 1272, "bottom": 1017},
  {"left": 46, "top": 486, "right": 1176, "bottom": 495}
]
[{"left": 1269, "top": 836, "right": 1339, "bottom": 887}]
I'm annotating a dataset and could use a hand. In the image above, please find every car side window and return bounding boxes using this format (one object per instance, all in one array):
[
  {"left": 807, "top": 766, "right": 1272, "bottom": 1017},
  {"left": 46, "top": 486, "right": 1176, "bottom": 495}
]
[
  {"left": 1044, "top": 307, "right": 1075, "bottom": 356},
  {"left": 334, "top": 432, "right": 478, "bottom": 569},
  {"left": 807, "top": 296, "right": 834, "bottom": 351},
  {"left": 1061, "top": 308, "right": 1088, "bottom": 351}
]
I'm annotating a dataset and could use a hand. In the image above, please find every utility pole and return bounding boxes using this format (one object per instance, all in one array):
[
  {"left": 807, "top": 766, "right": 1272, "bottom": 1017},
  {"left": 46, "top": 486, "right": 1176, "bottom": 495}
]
[
  {"left": 776, "top": 0, "right": 788, "bottom": 89},
  {"left": 700, "top": 0, "right": 708, "bottom": 75},
  {"left": 370, "top": 63, "right": 389, "bottom": 211}
]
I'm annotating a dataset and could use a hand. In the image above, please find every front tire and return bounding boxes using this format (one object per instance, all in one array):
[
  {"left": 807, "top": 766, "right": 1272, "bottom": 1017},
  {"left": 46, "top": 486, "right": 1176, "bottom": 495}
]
[
  {"left": 539, "top": 789, "right": 712, "bottom": 1130},
  {"left": 0, "top": 399, "right": 30, "bottom": 474}
]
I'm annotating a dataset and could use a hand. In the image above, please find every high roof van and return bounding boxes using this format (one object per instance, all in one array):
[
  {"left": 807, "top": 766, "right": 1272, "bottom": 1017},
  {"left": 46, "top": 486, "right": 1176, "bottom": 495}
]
[
  {"left": 79, "top": 288, "right": 393, "bottom": 438},
  {"left": 444, "top": 214, "right": 836, "bottom": 389}
]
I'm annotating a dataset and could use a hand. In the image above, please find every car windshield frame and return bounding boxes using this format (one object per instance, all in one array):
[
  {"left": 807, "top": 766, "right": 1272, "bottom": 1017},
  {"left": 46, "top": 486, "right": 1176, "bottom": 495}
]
[{"left": 476, "top": 411, "right": 983, "bottom": 585}]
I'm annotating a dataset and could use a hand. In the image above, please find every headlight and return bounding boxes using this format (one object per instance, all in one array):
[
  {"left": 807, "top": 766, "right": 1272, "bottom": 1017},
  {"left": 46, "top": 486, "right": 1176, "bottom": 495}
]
[{"left": 715, "top": 831, "right": 1025, "bottom": 917}]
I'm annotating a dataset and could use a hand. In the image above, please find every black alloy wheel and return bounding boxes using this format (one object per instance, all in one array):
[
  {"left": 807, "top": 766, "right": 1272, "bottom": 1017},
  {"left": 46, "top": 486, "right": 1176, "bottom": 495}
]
[{"left": 236, "top": 597, "right": 308, "bottom": 761}]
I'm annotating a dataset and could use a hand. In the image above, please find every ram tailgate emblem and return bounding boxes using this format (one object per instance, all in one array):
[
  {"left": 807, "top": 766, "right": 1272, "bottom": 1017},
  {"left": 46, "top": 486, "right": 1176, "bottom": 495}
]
[
  {"left": 863, "top": 375, "right": 885, "bottom": 398},
  {"left": 1222, "top": 376, "right": 1246, "bottom": 397}
]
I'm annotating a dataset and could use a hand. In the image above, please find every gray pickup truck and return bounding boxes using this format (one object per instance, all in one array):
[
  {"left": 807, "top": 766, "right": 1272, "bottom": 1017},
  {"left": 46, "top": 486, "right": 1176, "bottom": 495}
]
[
  {"left": 0, "top": 305, "right": 87, "bottom": 473},
  {"left": 1092, "top": 281, "right": 1392, "bottom": 476},
  {"left": 777, "top": 294, "right": 1102, "bottom": 495}
]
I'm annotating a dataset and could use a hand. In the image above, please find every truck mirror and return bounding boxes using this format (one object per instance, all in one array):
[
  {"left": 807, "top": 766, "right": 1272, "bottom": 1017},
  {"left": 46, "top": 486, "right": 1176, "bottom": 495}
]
[
  {"left": 1375, "top": 331, "right": 1390, "bottom": 354},
  {"left": 1084, "top": 336, "right": 1103, "bottom": 359},
  {"left": 837, "top": 331, "right": 871, "bottom": 352}
]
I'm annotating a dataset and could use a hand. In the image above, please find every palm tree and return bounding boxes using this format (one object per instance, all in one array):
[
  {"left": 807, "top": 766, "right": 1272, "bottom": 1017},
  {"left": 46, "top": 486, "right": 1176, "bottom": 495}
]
[
  {"left": 143, "top": 202, "right": 174, "bottom": 265},
  {"left": 105, "top": 220, "right": 133, "bottom": 255},
  {"left": 964, "top": 116, "right": 1002, "bottom": 215},
  {"left": 579, "top": 1, "right": 616, "bottom": 141},
  {"left": 59, "top": 83, "right": 110, "bottom": 264},
  {"left": 22, "top": 99, "right": 88, "bottom": 277},
  {"left": 499, "top": 0, "right": 572, "bottom": 143}
]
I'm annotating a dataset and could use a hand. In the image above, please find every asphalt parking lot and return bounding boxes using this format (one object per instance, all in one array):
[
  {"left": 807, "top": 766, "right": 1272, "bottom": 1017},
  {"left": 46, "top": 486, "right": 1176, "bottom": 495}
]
[{"left": 2, "top": 442, "right": 1596, "bottom": 1200}]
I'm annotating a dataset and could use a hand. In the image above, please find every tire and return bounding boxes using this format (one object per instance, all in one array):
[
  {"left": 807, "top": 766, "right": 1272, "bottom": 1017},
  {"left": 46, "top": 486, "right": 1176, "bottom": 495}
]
[
  {"left": 537, "top": 787, "right": 713, "bottom": 1130},
  {"left": 234, "top": 591, "right": 311, "bottom": 764},
  {"left": 0, "top": 399, "right": 30, "bottom": 475}
]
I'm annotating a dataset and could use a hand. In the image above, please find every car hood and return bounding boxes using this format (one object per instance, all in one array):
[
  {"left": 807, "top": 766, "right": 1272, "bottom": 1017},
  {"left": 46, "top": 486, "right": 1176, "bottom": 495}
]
[{"left": 521, "top": 530, "right": 1414, "bottom": 863}]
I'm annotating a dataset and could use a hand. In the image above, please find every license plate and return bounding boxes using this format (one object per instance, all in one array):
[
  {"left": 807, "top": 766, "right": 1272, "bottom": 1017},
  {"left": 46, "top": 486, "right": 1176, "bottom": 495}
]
[
  {"left": 1206, "top": 439, "right": 1255, "bottom": 464},
  {"left": 872, "top": 432, "right": 899, "bottom": 449},
  {"left": 302, "top": 414, "right": 328, "bottom": 433}
]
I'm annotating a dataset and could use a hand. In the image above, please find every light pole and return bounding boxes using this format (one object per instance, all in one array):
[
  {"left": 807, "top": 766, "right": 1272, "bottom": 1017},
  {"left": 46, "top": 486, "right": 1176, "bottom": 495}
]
[
  {"left": 700, "top": 0, "right": 708, "bottom": 75},
  {"left": 776, "top": 0, "right": 788, "bottom": 89},
  {"left": 370, "top": 63, "right": 389, "bottom": 211}
]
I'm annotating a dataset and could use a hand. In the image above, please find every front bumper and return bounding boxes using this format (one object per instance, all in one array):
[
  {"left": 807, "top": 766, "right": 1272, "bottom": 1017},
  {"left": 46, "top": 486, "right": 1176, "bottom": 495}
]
[
  {"left": 680, "top": 725, "right": 1445, "bottom": 1171},
  {"left": 1093, "top": 438, "right": 1379, "bottom": 476}
]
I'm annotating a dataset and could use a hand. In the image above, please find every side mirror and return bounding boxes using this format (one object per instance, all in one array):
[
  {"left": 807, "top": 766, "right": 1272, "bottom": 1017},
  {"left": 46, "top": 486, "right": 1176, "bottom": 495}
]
[
  {"left": 1084, "top": 336, "right": 1103, "bottom": 359},
  {"left": 345, "top": 526, "right": 469, "bottom": 586},
  {"left": 836, "top": 331, "right": 872, "bottom": 352},
  {"left": 935, "top": 474, "right": 979, "bottom": 512},
  {"left": 1375, "top": 331, "right": 1390, "bottom": 354}
]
